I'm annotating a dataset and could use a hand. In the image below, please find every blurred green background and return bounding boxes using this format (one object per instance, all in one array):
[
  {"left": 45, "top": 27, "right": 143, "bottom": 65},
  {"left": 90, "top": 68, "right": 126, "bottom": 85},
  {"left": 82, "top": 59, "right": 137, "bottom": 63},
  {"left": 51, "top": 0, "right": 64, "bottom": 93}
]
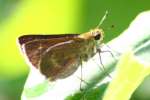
[{"left": 0, "top": 0, "right": 150, "bottom": 100}]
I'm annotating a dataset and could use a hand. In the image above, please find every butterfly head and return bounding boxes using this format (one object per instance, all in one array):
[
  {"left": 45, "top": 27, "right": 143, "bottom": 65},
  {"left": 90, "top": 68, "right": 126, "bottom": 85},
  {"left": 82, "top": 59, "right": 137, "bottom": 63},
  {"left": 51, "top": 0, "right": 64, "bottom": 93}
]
[{"left": 91, "top": 28, "right": 104, "bottom": 42}]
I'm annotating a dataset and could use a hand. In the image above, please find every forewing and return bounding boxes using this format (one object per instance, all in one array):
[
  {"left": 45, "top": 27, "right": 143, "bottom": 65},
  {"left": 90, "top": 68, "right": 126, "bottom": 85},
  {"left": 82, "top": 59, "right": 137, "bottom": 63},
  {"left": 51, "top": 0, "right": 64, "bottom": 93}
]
[
  {"left": 18, "top": 34, "right": 78, "bottom": 45},
  {"left": 18, "top": 35, "right": 78, "bottom": 68}
]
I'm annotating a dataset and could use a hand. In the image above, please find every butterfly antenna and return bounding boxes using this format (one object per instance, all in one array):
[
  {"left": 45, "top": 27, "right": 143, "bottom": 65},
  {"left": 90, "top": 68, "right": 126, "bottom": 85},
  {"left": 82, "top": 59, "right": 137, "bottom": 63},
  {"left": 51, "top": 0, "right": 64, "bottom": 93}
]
[{"left": 96, "top": 10, "right": 109, "bottom": 28}]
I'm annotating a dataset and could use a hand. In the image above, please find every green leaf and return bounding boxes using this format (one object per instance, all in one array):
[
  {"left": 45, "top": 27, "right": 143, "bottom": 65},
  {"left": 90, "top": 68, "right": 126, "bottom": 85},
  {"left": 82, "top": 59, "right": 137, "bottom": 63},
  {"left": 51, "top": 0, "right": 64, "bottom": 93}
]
[
  {"left": 22, "top": 11, "right": 150, "bottom": 100},
  {"left": 103, "top": 51, "right": 150, "bottom": 100}
]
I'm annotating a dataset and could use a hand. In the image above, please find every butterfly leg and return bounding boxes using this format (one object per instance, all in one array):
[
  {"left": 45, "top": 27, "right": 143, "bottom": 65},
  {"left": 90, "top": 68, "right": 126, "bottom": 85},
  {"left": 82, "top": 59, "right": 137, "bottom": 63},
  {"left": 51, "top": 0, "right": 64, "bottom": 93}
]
[
  {"left": 100, "top": 50, "right": 116, "bottom": 60},
  {"left": 79, "top": 57, "right": 89, "bottom": 91},
  {"left": 78, "top": 58, "right": 90, "bottom": 89},
  {"left": 78, "top": 57, "right": 87, "bottom": 100},
  {"left": 97, "top": 48, "right": 112, "bottom": 78},
  {"left": 80, "top": 57, "right": 83, "bottom": 91},
  {"left": 102, "top": 44, "right": 121, "bottom": 59}
]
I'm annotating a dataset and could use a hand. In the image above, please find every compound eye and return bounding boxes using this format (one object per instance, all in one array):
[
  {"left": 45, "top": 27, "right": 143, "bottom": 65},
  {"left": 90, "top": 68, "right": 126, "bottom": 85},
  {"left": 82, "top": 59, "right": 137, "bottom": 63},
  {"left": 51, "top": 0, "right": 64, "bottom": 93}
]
[{"left": 94, "top": 32, "right": 101, "bottom": 40}]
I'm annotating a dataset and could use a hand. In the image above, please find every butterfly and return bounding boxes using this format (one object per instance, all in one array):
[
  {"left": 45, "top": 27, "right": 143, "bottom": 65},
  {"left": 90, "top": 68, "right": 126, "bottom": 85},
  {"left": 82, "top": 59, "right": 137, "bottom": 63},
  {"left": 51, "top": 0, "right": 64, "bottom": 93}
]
[
  {"left": 18, "top": 11, "right": 108, "bottom": 81},
  {"left": 18, "top": 28, "right": 104, "bottom": 81}
]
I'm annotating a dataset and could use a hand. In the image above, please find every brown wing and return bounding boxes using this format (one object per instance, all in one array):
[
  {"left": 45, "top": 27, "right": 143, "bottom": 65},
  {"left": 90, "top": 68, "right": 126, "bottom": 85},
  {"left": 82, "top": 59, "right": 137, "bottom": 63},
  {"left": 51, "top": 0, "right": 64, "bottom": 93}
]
[
  {"left": 18, "top": 34, "right": 78, "bottom": 45},
  {"left": 19, "top": 35, "right": 79, "bottom": 69},
  {"left": 39, "top": 38, "right": 87, "bottom": 80}
]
